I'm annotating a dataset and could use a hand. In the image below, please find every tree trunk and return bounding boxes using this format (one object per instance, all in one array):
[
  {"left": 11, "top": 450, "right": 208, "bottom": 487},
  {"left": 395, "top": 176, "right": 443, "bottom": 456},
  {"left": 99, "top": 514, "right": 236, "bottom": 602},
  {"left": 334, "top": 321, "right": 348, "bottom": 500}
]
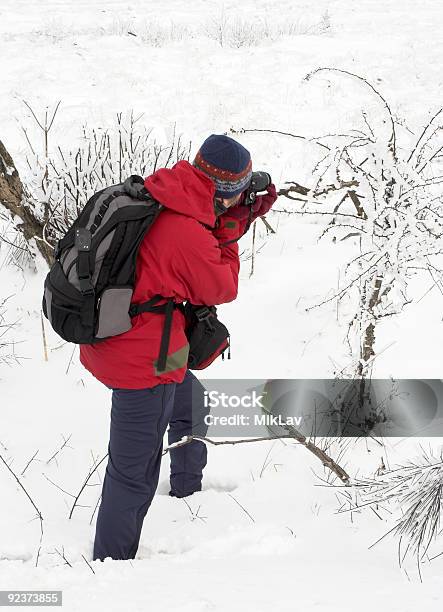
[{"left": 0, "top": 140, "right": 54, "bottom": 266}]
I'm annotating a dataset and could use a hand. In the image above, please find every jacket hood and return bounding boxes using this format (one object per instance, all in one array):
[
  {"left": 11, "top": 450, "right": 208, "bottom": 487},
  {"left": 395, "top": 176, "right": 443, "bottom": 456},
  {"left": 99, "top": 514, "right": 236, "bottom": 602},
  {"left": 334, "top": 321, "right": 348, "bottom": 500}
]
[{"left": 144, "top": 160, "right": 217, "bottom": 228}]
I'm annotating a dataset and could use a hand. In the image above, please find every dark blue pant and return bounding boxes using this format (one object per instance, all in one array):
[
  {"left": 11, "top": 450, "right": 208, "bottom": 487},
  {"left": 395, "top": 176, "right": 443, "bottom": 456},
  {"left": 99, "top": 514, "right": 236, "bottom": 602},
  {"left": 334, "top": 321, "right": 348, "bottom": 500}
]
[{"left": 93, "top": 369, "right": 208, "bottom": 561}]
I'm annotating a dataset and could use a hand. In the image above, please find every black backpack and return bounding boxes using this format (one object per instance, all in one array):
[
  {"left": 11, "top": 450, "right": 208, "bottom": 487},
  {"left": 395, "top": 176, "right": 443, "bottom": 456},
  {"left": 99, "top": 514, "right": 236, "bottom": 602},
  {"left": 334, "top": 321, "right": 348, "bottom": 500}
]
[
  {"left": 42, "top": 174, "right": 231, "bottom": 372},
  {"left": 42, "top": 175, "right": 181, "bottom": 372}
]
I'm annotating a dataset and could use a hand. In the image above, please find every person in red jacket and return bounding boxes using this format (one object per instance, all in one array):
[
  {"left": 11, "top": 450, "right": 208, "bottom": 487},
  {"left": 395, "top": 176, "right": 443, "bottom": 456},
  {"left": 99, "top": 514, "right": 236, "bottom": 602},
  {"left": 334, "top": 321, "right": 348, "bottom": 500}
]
[{"left": 83, "top": 134, "right": 278, "bottom": 561}]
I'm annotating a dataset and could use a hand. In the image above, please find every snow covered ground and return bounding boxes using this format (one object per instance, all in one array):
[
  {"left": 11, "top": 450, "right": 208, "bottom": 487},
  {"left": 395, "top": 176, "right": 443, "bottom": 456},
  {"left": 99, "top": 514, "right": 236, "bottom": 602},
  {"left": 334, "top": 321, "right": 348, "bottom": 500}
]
[{"left": 1, "top": 0, "right": 443, "bottom": 610}]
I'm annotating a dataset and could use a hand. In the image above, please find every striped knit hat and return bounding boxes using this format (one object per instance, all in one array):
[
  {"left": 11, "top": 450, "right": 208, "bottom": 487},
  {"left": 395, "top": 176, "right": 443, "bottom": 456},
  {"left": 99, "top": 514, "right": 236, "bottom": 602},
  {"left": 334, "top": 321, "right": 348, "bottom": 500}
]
[{"left": 193, "top": 134, "right": 252, "bottom": 199}]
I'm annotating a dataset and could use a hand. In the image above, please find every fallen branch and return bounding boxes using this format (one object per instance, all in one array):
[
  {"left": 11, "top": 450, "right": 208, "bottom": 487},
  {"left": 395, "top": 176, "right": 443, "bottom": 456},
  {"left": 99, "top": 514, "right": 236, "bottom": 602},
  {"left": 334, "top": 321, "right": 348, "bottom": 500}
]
[
  {"left": 163, "top": 432, "right": 350, "bottom": 484},
  {"left": 282, "top": 422, "right": 350, "bottom": 483}
]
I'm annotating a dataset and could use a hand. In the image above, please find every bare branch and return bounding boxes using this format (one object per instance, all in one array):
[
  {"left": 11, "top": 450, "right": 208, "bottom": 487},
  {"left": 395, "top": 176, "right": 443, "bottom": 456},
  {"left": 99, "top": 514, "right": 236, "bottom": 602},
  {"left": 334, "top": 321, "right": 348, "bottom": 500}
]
[{"left": 0, "top": 452, "right": 44, "bottom": 565}]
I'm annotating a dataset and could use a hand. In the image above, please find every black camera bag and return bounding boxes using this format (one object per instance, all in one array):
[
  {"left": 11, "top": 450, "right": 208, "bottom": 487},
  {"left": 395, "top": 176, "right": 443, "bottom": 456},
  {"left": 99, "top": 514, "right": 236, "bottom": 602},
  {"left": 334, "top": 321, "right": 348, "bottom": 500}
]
[{"left": 182, "top": 303, "right": 230, "bottom": 370}]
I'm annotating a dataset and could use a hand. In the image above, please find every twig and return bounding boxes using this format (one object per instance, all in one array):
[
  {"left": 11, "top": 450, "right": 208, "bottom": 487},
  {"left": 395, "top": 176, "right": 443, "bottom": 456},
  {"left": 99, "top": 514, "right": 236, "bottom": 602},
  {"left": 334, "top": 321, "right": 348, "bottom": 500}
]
[
  {"left": 69, "top": 454, "right": 108, "bottom": 519},
  {"left": 407, "top": 107, "right": 443, "bottom": 163},
  {"left": 41, "top": 311, "right": 48, "bottom": 362},
  {"left": 163, "top": 435, "right": 295, "bottom": 454},
  {"left": 181, "top": 498, "right": 207, "bottom": 523},
  {"left": 315, "top": 180, "right": 360, "bottom": 197},
  {"left": 306, "top": 67, "right": 397, "bottom": 159},
  {"left": 54, "top": 546, "right": 72, "bottom": 568},
  {"left": 279, "top": 181, "right": 311, "bottom": 196},
  {"left": 43, "top": 473, "right": 76, "bottom": 498},
  {"left": 82, "top": 553, "right": 96, "bottom": 574},
  {"left": 227, "top": 493, "right": 255, "bottom": 523},
  {"left": 65, "top": 344, "right": 76, "bottom": 375},
  {"left": 89, "top": 495, "right": 101, "bottom": 526},
  {"left": 0, "top": 452, "right": 44, "bottom": 565},
  {"left": 260, "top": 216, "right": 275, "bottom": 233},
  {"left": 249, "top": 220, "right": 256, "bottom": 278},
  {"left": 0, "top": 235, "right": 31, "bottom": 252},
  {"left": 228, "top": 127, "right": 330, "bottom": 151},
  {"left": 259, "top": 442, "right": 276, "bottom": 478},
  {"left": 21, "top": 450, "right": 39, "bottom": 476},
  {"left": 305, "top": 253, "right": 385, "bottom": 312},
  {"left": 46, "top": 434, "right": 73, "bottom": 466}
]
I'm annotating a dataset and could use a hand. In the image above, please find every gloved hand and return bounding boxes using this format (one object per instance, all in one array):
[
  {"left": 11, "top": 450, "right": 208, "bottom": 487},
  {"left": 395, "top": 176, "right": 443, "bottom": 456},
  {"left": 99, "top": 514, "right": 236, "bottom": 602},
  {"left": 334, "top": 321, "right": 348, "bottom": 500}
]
[
  {"left": 212, "top": 183, "right": 278, "bottom": 245},
  {"left": 251, "top": 182, "right": 278, "bottom": 218},
  {"left": 227, "top": 182, "right": 278, "bottom": 222}
]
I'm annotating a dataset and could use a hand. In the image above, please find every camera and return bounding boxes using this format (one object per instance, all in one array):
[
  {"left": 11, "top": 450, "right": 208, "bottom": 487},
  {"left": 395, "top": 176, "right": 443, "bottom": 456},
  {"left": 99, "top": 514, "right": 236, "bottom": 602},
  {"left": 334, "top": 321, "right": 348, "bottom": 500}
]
[
  {"left": 251, "top": 171, "right": 271, "bottom": 193},
  {"left": 245, "top": 171, "right": 271, "bottom": 206}
]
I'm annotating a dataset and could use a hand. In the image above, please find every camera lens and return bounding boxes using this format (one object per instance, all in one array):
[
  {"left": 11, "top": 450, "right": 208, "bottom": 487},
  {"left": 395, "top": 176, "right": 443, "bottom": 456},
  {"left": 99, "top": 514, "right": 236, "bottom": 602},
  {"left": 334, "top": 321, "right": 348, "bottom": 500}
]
[{"left": 251, "top": 171, "right": 271, "bottom": 193}]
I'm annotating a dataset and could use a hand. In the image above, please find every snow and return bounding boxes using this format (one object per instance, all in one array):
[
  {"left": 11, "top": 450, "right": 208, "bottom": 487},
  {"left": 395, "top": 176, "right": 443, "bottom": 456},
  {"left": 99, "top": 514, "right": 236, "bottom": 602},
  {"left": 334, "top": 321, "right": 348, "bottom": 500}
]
[{"left": 1, "top": 0, "right": 443, "bottom": 610}]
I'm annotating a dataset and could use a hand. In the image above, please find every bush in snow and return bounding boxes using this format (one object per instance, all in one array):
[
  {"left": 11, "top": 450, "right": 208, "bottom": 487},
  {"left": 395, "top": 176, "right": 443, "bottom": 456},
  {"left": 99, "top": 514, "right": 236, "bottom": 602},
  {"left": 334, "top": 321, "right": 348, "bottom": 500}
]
[
  {"left": 272, "top": 68, "right": 443, "bottom": 385},
  {"left": 0, "top": 296, "right": 20, "bottom": 367},
  {"left": 21, "top": 109, "right": 191, "bottom": 263},
  {"left": 203, "top": 11, "right": 332, "bottom": 48},
  {"left": 338, "top": 447, "right": 443, "bottom": 576}
]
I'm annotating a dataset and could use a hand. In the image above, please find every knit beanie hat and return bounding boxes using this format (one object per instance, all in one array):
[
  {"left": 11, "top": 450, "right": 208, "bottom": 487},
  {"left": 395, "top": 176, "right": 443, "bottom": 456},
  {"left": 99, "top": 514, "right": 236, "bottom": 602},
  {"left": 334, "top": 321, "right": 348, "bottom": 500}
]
[{"left": 193, "top": 134, "right": 252, "bottom": 199}]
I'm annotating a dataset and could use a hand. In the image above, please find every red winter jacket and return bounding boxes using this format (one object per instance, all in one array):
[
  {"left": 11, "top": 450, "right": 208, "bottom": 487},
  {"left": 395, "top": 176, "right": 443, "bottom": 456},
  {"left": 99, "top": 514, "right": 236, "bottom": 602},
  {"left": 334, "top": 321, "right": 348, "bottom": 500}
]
[{"left": 79, "top": 160, "right": 277, "bottom": 389}]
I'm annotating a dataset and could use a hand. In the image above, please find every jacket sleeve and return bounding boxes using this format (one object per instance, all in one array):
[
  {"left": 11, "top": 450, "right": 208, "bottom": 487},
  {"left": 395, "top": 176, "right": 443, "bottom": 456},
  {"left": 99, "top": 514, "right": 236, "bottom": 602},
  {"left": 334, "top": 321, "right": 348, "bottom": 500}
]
[{"left": 171, "top": 220, "right": 239, "bottom": 305}]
